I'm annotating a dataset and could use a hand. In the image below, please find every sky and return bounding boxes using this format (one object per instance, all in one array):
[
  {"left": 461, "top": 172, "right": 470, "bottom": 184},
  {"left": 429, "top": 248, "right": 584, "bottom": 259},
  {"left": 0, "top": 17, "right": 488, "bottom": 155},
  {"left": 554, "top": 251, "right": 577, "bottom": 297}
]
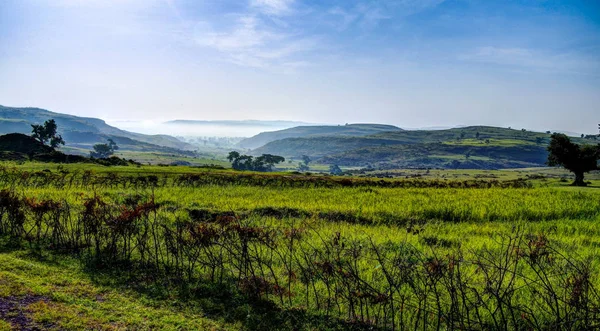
[{"left": 0, "top": 0, "right": 599, "bottom": 134}]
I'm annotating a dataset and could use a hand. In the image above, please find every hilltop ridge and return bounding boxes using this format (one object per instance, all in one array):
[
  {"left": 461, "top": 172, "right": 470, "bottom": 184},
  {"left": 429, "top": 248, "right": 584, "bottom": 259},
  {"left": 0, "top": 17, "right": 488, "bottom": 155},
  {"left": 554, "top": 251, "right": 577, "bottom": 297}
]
[{"left": 237, "top": 123, "right": 403, "bottom": 150}]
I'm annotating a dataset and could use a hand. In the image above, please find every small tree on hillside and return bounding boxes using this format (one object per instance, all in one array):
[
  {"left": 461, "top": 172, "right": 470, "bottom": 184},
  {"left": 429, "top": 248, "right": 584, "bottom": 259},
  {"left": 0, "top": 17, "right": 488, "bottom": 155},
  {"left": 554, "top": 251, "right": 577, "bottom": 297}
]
[
  {"left": 297, "top": 162, "right": 309, "bottom": 172},
  {"left": 108, "top": 138, "right": 118, "bottom": 152},
  {"left": 329, "top": 164, "right": 343, "bottom": 175},
  {"left": 90, "top": 139, "right": 119, "bottom": 159},
  {"left": 301, "top": 155, "right": 311, "bottom": 166},
  {"left": 547, "top": 133, "right": 600, "bottom": 186},
  {"left": 31, "top": 119, "right": 65, "bottom": 148},
  {"left": 298, "top": 155, "right": 311, "bottom": 171}
]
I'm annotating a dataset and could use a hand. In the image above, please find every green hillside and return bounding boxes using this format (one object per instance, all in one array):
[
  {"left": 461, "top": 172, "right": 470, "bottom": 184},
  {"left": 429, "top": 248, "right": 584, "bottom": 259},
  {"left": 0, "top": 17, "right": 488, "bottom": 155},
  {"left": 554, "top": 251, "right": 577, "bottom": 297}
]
[
  {"left": 0, "top": 105, "right": 195, "bottom": 151},
  {"left": 253, "top": 126, "right": 595, "bottom": 169},
  {"left": 237, "top": 123, "right": 402, "bottom": 149},
  {"left": 320, "top": 142, "right": 549, "bottom": 169},
  {"left": 252, "top": 135, "right": 402, "bottom": 158}
]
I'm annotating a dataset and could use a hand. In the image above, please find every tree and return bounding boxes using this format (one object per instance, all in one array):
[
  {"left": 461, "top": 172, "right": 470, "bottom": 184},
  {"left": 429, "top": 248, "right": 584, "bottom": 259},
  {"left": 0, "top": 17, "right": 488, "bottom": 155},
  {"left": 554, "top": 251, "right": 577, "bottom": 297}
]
[
  {"left": 91, "top": 144, "right": 113, "bottom": 158},
  {"left": 297, "top": 163, "right": 309, "bottom": 172},
  {"left": 90, "top": 139, "right": 119, "bottom": 159},
  {"left": 547, "top": 133, "right": 600, "bottom": 186},
  {"left": 31, "top": 119, "right": 65, "bottom": 148},
  {"left": 236, "top": 155, "right": 254, "bottom": 170},
  {"left": 108, "top": 138, "right": 119, "bottom": 152},
  {"left": 227, "top": 151, "right": 240, "bottom": 162},
  {"left": 301, "top": 155, "right": 311, "bottom": 166},
  {"left": 475, "top": 132, "right": 480, "bottom": 139},
  {"left": 329, "top": 164, "right": 343, "bottom": 175},
  {"left": 298, "top": 155, "right": 311, "bottom": 171},
  {"left": 254, "top": 154, "right": 285, "bottom": 171}
]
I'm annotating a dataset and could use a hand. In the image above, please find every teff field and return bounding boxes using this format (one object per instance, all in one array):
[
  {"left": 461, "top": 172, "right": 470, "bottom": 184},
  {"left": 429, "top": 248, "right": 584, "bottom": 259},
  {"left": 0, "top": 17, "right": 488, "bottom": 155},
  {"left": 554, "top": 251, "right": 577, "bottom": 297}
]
[{"left": 1, "top": 161, "right": 600, "bottom": 330}]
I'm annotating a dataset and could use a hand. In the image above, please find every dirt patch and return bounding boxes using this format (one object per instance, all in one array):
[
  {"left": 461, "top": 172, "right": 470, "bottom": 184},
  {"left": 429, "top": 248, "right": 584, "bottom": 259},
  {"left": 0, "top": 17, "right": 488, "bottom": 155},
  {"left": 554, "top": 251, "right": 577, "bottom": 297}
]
[{"left": 0, "top": 295, "right": 53, "bottom": 330}]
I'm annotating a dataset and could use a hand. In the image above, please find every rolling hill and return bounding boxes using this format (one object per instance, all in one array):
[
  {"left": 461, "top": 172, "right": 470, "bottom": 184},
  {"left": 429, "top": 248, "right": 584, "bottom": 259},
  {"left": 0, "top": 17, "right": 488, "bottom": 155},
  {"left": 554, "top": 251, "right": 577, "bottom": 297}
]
[
  {"left": 237, "top": 123, "right": 403, "bottom": 150},
  {"left": 0, "top": 105, "right": 195, "bottom": 155},
  {"left": 251, "top": 126, "right": 595, "bottom": 170}
]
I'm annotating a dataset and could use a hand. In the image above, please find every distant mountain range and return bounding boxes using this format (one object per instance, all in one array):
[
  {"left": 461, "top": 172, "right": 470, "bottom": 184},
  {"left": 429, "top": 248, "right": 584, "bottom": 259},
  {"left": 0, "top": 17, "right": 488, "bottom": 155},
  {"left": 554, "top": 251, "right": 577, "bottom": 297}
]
[
  {"left": 0, "top": 105, "right": 195, "bottom": 155},
  {"left": 165, "top": 119, "right": 315, "bottom": 127},
  {"left": 104, "top": 119, "right": 320, "bottom": 138}
]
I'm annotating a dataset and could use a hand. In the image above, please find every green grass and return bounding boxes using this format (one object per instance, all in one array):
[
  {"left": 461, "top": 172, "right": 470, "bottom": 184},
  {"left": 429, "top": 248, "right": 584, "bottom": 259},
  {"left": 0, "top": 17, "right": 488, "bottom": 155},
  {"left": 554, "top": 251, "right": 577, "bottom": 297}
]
[
  {"left": 361, "top": 167, "right": 600, "bottom": 184},
  {"left": 2, "top": 161, "right": 600, "bottom": 329},
  {"left": 114, "top": 151, "right": 230, "bottom": 167},
  {"left": 0, "top": 249, "right": 234, "bottom": 330},
  {"left": 443, "top": 138, "right": 536, "bottom": 147}
]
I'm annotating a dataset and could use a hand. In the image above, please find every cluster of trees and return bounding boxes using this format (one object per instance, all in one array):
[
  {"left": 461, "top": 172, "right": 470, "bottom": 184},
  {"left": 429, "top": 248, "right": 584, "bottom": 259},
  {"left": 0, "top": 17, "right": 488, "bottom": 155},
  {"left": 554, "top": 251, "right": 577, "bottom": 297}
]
[
  {"left": 227, "top": 151, "right": 285, "bottom": 172},
  {"left": 582, "top": 134, "right": 598, "bottom": 140},
  {"left": 90, "top": 139, "right": 119, "bottom": 159}
]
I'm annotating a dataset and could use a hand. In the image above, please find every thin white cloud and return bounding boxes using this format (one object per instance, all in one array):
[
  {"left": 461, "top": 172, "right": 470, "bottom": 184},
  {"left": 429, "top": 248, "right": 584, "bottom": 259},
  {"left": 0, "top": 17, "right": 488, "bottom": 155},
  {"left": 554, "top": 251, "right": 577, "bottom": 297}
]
[
  {"left": 328, "top": 7, "right": 359, "bottom": 31},
  {"left": 250, "top": 0, "right": 295, "bottom": 16},
  {"left": 193, "top": 14, "right": 315, "bottom": 71},
  {"left": 356, "top": 3, "right": 392, "bottom": 29},
  {"left": 195, "top": 16, "right": 279, "bottom": 52},
  {"left": 392, "top": 0, "right": 447, "bottom": 15},
  {"left": 49, "top": 0, "right": 155, "bottom": 8},
  {"left": 326, "top": 0, "right": 446, "bottom": 32},
  {"left": 460, "top": 46, "right": 600, "bottom": 76}
]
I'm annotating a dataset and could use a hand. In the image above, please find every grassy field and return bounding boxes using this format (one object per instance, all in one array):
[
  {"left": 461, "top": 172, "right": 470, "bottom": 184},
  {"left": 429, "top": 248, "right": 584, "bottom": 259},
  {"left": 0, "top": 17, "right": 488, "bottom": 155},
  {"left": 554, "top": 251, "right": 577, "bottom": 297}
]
[
  {"left": 1, "top": 161, "right": 600, "bottom": 330},
  {"left": 358, "top": 167, "right": 600, "bottom": 185},
  {"left": 0, "top": 250, "right": 233, "bottom": 330}
]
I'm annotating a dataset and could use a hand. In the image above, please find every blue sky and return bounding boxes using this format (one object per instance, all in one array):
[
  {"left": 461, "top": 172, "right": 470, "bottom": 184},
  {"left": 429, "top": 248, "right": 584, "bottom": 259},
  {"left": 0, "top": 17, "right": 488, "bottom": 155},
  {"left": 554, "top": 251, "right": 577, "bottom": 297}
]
[{"left": 0, "top": 0, "right": 599, "bottom": 133}]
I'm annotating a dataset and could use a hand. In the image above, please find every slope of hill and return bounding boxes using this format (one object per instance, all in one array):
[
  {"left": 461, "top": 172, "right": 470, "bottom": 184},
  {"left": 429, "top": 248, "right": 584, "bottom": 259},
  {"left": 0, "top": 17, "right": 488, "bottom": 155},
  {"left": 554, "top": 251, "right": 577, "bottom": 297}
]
[
  {"left": 0, "top": 133, "right": 53, "bottom": 155},
  {"left": 237, "top": 123, "right": 403, "bottom": 149},
  {"left": 252, "top": 136, "right": 402, "bottom": 158},
  {"left": 0, "top": 105, "right": 195, "bottom": 151},
  {"left": 252, "top": 126, "right": 593, "bottom": 170},
  {"left": 60, "top": 131, "right": 196, "bottom": 156},
  {"left": 320, "top": 142, "right": 549, "bottom": 169},
  {"left": 0, "top": 133, "right": 90, "bottom": 163}
]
